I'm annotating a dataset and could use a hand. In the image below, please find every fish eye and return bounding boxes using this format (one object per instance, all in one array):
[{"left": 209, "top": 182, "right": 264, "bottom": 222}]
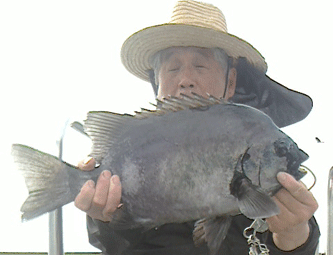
[
  {"left": 274, "top": 139, "right": 290, "bottom": 157},
  {"left": 275, "top": 147, "right": 288, "bottom": 157}
]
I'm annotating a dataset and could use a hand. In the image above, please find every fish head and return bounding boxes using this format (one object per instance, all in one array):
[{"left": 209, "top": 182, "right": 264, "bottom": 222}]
[
  {"left": 241, "top": 136, "right": 308, "bottom": 196},
  {"left": 273, "top": 137, "right": 309, "bottom": 180}
]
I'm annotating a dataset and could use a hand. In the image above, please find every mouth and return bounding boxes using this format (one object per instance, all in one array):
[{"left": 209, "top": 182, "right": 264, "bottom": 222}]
[
  {"left": 287, "top": 158, "right": 308, "bottom": 181},
  {"left": 286, "top": 149, "right": 309, "bottom": 181},
  {"left": 287, "top": 162, "right": 303, "bottom": 180}
]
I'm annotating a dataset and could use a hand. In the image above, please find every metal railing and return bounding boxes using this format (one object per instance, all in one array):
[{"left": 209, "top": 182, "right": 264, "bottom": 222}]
[
  {"left": 48, "top": 121, "right": 89, "bottom": 255},
  {"left": 328, "top": 167, "right": 333, "bottom": 255},
  {"left": 48, "top": 120, "right": 70, "bottom": 255},
  {"left": 49, "top": 208, "right": 64, "bottom": 255}
]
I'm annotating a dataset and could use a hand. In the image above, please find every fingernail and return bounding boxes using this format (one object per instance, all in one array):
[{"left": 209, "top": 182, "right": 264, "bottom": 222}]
[
  {"left": 111, "top": 175, "right": 120, "bottom": 185},
  {"left": 103, "top": 170, "right": 111, "bottom": 179},
  {"left": 86, "top": 180, "right": 95, "bottom": 188},
  {"left": 83, "top": 156, "right": 93, "bottom": 165},
  {"left": 277, "top": 172, "right": 287, "bottom": 182}
]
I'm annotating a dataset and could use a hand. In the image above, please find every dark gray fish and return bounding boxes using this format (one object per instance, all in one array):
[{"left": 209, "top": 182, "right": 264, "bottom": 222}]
[{"left": 11, "top": 94, "right": 308, "bottom": 254}]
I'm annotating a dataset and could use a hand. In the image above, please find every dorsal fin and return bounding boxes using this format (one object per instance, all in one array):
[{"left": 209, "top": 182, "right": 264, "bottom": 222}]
[
  {"left": 84, "top": 111, "right": 133, "bottom": 163},
  {"left": 157, "top": 93, "right": 225, "bottom": 113},
  {"left": 84, "top": 94, "right": 226, "bottom": 163},
  {"left": 130, "top": 93, "right": 226, "bottom": 119}
]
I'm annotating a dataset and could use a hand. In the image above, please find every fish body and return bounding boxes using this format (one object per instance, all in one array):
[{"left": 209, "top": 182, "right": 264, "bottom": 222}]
[{"left": 12, "top": 95, "right": 308, "bottom": 253}]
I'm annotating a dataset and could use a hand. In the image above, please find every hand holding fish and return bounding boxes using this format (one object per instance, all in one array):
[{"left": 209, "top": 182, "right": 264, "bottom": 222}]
[
  {"left": 266, "top": 172, "right": 318, "bottom": 251},
  {"left": 75, "top": 158, "right": 122, "bottom": 222}
]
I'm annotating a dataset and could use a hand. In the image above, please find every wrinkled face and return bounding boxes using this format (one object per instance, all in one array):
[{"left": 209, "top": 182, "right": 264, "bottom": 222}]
[{"left": 156, "top": 47, "right": 235, "bottom": 100}]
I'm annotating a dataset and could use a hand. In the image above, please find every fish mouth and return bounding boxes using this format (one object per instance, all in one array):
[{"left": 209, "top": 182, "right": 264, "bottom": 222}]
[
  {"left": 288, "top": 164, "right": 307, "bottom": 181},
  {"left": 273, "top": 138, "right": 309, "bottom": 181},
  {"left": 286, "top": 149, "right": 308, "bottom": 181}
]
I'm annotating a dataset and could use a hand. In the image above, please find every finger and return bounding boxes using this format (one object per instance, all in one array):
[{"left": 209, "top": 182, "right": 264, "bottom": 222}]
[
  {"left": 277, "top": 172, "right": 312, "bottom": 204},
  {"left": 266, "top": 193, "right": 311, "bottom": 234},
  {"left": 272, "top": 196, "right": 290, "bottom": 216},
  {"left": 91, "top": 170, "right": 112, "bottom": 209},
  {"left": 74, "top": 180, "right": 96, "bottom": 211},
  {"left": 274, "top": 174, "right": 318, "bottom": 222},
  {"left": 274, "top": 188, "right": 300, "bottom": 209},
  {"left": 103, "top": 175, "right": 122, "bottom": 219},
  {"left": 274, "top": 183, "right": 312, "bottom": 217},
  {"left": 270, "top": 195, "right": 291, "bottom": 218},
  {"left": 78, "top": 157, "right": 96, "bottom": 171}
]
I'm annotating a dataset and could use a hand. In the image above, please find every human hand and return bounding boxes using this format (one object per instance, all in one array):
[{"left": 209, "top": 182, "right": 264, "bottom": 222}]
[
  {"left": 74, "top": 157, "right": 122, "bottom": 222},
  {"left": 266, "top": 172, "right": 318, "bottom": 251}
]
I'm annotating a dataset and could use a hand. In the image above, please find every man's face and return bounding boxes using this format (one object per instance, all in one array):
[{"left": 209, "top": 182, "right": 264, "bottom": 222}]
[{"left": 156, "top": 47, "right": 235, "bottom": 100}]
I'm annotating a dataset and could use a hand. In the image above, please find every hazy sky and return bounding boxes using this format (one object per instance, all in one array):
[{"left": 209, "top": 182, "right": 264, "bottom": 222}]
[{"left": 0, "top": 0, "right": 332, "bottom": 253}]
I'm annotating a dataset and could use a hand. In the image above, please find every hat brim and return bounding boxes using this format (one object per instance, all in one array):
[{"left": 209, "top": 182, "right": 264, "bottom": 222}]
[
  {"left": 121, "top": 24, "right": 267, "bottom": 81},
  {"left": 231, "top": 58, "right": 313, "bottom": 127}
]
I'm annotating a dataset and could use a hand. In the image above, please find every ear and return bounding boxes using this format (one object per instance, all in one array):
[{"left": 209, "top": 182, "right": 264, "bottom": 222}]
[{"left": 226, "top": 67, "right": 237, "bottom": 99}]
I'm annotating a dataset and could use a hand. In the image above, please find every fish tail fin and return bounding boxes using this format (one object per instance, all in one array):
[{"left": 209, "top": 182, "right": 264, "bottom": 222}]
[{"left": 12, "top": 144, "right": 76, "bottom": 221}]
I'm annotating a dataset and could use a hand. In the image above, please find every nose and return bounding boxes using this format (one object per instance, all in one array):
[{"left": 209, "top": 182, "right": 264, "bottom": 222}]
[
  {"left": 180, "top": 83, "right": 195, "bottom": 89},
  {"left": 178, "top": 68, "right": 196, "bottom": 91}
]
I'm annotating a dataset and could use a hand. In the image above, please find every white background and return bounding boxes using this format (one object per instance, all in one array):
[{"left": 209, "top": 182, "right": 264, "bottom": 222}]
[{"left": 0, "top": 0, "right": 332, "bottom": 253}]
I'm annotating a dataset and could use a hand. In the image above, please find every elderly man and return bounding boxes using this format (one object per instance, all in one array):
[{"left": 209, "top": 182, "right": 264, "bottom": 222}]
[{"left": 75, "top": 1, "right": 319, "bottom": 254}]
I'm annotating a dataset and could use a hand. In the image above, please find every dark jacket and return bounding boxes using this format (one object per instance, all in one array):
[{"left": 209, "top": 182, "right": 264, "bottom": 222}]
[{"left": 87, "top": 214, "right": 320, "bottom": 255}]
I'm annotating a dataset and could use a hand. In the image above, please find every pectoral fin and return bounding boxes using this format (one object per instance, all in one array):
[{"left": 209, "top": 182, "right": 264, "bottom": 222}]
[{"left": 230, "top": 172, "right": 280, "bottom": 219}]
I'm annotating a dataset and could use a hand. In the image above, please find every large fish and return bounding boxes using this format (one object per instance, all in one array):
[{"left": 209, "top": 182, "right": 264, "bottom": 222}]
[{"left": 12, "top": 94, "right": 308, "bottom": 254}]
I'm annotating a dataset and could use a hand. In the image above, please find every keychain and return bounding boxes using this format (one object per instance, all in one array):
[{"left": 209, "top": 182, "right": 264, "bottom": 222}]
[{"left": 243, "top": 219, "right": 270, "bottom": 255}]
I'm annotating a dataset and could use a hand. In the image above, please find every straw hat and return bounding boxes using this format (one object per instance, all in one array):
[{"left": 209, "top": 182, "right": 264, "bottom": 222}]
[
  {"left": 121, "top": 0, "right": 267, "bottom": 81},
  {"left": 120, "top": 0, "right": 312, "bottom": 127}
]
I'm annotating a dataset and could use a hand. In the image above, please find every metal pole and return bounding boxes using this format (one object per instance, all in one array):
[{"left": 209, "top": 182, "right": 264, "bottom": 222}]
[
  {"left": 328, "top": 166, "right": 333, "bottom": 255},
  {"left": 49, "top": 208, "right": 64, "bottom": 255},
  {"left": 49, "top": 121, "right": 68, "bottom": 255}
]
